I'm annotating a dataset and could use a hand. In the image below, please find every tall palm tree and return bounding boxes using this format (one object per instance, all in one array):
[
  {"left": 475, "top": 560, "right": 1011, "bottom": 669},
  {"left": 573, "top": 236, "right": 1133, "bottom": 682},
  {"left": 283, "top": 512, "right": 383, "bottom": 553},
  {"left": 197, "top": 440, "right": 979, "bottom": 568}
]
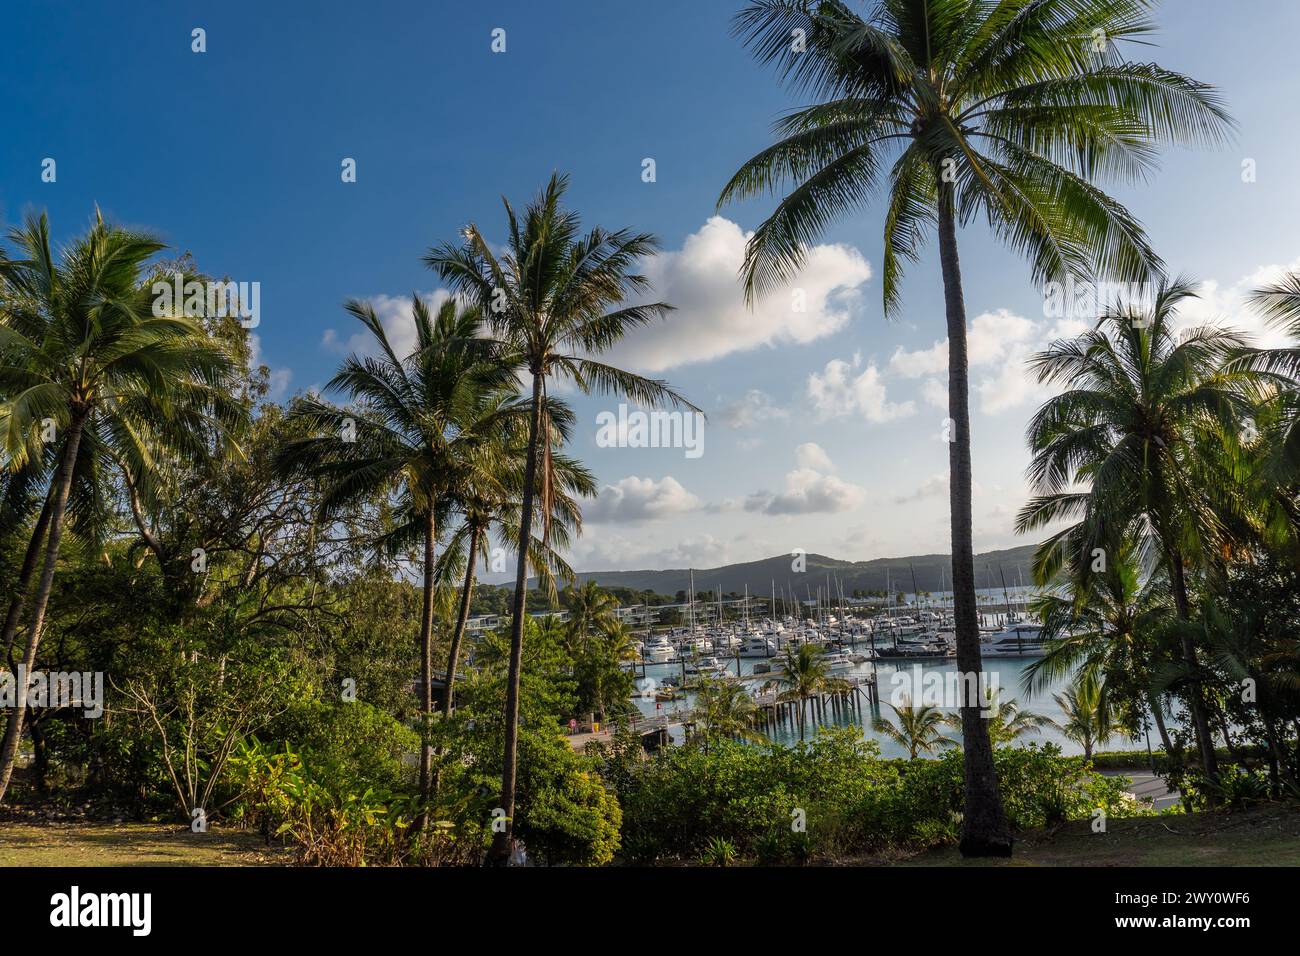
[
  {"left": 1053, "top": 672, "right": 1112, "bottom": 760},
  {"left": 1246, "top": 273, "right": 1300, "bottom": 482},
  {"left": 719, "top": 0, "right": 1232, "bottom": 858},
  {"left": 436, "top": 441, "right": 593, "bottom": 719},
  {"left": 766, "top": 643, "right": 846, "bottom": 741},
  {"left": 0, "top": 212, "right": 238, "bottom": 802},
  {"left": 874, "top": 694, "right": 955, "bottom": 758},
  {"left": 1017, "top": 279, "right": 1261, "bottom": 790},
  {"left": 426, "top": 173, "right": 699, "bottom": 865},
  {"left": 278, "top": 294, "right": 520, "bottom": 812},
  {"left": 1024, "top": 542, "right": 1177, "bottom": 753}
]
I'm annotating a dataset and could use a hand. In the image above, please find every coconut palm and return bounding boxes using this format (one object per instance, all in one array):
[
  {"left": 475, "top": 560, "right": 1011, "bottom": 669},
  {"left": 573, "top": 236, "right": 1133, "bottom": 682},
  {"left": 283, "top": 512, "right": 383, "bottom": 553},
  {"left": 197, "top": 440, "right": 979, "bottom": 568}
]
[
  {"left": 1024, "top": 541, "right": 1177, "bottom": 753},
  {"left": 1053, "top": 672, "right": 1112, "bottom": 760},
  {"left": 1245, "top": 274, "right": 1300, "bottom": 482},
  {"left": 719, "top": 0, "right": 1232, "bottom": 858},
  {"left": 436, "top": 441, "right": 593, "bottom": 719},
  {"left": 563, "top": 581, "right": 622, "bottom": 656},
  {"left": 874, "top": 695, "right": 955, "bottom": 758},
  {"left": 0, "top": 212, "right": 238, "bottom": 802},
  {"left": 947, "top": 689, "right": 1056, "bottom": 746},
  {"left": 426, "top": 173, "right": 698, "bottom": 865},
  {"left": 574, "top": 619, "right": 639, "bottom": 725},
  {"left": 766, "top": 643, "right": 847, "bottom": 741},
  {"left": 693, "top": 677, "right": 766, "bottom": 749},
  {"left": 277, "top": 294, "right": 523, "bottom": 812},
  {"left": 1017, "top": 279, "right": 1261, "bottom": 790}
]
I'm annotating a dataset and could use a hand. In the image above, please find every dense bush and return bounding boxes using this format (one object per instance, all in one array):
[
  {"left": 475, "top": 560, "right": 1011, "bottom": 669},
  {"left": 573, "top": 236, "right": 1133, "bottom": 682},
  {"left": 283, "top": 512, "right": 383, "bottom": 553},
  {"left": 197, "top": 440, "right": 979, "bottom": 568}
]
[{"left": 606, "top": 728, "right": 1149, "bottom": 864}]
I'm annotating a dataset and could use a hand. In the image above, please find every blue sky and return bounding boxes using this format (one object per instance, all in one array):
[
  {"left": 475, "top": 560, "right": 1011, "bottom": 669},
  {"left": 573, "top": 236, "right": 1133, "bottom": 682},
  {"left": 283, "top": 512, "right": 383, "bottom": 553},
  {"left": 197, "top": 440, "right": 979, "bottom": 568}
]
[{"left": 5, "top": 0, "right": 1300, "bottom": 574}]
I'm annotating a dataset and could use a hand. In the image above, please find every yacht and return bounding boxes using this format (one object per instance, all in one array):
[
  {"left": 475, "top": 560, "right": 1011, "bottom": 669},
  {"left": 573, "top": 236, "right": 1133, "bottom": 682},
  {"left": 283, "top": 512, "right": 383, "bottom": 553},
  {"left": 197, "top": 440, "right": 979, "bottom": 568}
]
[
  {"left": 981, "top": 624, "right": 1046, "bottom": 658},
  {"left": 684, "top": 656, "right": 728, "bottom": 677},
  {"left": 643, "top": 637, "right": 674, "bottom": 664},
  {"left": 739, "top": 634, "right": 776, "bottom": 658},
  {"left": 818, "top": 650, "right": 855, "bottom": 673}
]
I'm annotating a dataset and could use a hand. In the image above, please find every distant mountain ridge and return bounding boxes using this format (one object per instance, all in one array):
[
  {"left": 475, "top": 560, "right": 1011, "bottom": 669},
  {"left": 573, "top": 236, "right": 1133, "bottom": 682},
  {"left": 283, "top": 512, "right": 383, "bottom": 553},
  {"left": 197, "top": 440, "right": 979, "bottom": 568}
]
[{"left": 555, "top": 543, "right": 1041, "bottom": 598}]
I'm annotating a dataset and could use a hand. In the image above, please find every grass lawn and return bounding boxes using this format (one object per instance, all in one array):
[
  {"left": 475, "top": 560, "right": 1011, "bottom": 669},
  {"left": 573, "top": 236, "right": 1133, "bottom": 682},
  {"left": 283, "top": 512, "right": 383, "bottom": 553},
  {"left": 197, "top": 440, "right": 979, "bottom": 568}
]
[
  {"left": 2, "top": 803, "right": 1298, "bottom": 867},
  {"left": 0, "top": 823, "right": 292, "bottom": 867},
  {"left": 907, "top": 802, "right": 1300, "bottom": 867}
]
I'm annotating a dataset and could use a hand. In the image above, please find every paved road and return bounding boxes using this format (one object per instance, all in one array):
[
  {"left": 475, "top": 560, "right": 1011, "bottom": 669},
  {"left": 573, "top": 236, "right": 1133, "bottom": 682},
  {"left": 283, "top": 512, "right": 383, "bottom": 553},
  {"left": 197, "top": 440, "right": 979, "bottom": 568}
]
[{"left": 1101, "top": 769, "right": 1182, "bottom": 810}]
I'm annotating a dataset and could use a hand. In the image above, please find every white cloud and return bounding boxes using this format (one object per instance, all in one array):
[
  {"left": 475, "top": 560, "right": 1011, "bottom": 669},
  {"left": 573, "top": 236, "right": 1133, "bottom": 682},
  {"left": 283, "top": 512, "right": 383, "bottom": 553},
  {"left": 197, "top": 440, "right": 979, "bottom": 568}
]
[
  {"left": 747, "top": 467, "right": 867, "bottom": 516},
  {"left": 608, "top": 216, "right": 872, "bottom": 372},
  {"left": 894, "top": 472, "right": 950, "bottom": 505},
  {"left": 322, "top": 289, "right": 455, "bottom": 359},
  {"left": 585, "top": 476, "right": 701, "bottom": 523},
  {"left": 1175, "top": 260, "right": 1300, "bottom": 349},
  {"left": 807, "top": 355, "right": 916, "bottom": 422},
  {"left": 795, "top": 441, "right": 834, "bottom": 471},
  {"left": 889, "top": 309, "right": 1038, "bottom": 379},
  {"left": 889, "top": 309, "right": 1055, "bottom": 416},
  {"left": 921, "top": 377, "right": 948, "bottom": 411},
  {"left": 716, "top": 389, "right": 788, "bottom": 428}
]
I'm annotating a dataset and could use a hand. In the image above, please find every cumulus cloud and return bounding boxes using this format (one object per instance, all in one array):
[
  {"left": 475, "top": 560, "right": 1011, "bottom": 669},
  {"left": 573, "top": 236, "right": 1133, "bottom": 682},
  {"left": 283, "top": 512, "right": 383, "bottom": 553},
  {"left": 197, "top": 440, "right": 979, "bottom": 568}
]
[
  {"left": 894, "top": 472, "right": 950, "bottom": 505},
  {"left": 795, "top": 441, "right": 834, "bottom": 471},
  {"left": 716, "top": 389, "right": 789, "bottom": 428},
  {"left": 1175, "top": 259, "right": 1300, "bottom": 349},
  {"left": 888, "top": 309, "right": 1051, "bottom": 415},
  {"left": 746, "top": 467, "right": 867, "bottom": 516},
  {"left": 607, "top": 216, "right": 872, "bottom": 372},
  {"left": 585, "top": 476, "right": 702, "bottom": 523},
  {"left": 807, "top": 353, "right": 916, "bottom": 422},
  {"left": 322, "top": 289, "right": 455, "bottom": 359},
  {"left": 889, "top": 309, "right": 1038, "bottom": 379}
]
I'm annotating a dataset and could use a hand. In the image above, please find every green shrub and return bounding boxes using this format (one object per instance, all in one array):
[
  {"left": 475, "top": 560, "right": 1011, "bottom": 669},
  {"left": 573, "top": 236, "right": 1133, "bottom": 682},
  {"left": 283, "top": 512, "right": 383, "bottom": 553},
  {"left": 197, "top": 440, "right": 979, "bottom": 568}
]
[{"left": 609, "top": 729, "right": 1153, "bottom": 864}]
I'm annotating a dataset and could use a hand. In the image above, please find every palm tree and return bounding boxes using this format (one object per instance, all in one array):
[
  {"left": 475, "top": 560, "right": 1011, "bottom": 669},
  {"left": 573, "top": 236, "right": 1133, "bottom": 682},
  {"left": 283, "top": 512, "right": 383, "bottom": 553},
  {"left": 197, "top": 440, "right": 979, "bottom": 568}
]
[
  {"left": 426, "top": 173, "right": 698, "bottom": 865},
  {"left": 563, "top": 581, "right": 623, "bottom": 657},
  {"left": 1024, "top": 542, "right": 1177, "bottom": 754},
  {"left": 1053, "top": 673, "right": 1112, "bottom": 761},
  {"left": 719, "top": 0, "right": 1232, "bottom": 858},
  {"left": 874, "top": 694, "right": 955, "bottom": 758},
  {"left": 0, "top": 212, "right": 238, "bottom": 802},
  {"left": 1245, "top": 273, "right": 1300, "bottom": 483},
  {"left": 278, "top": 294, "right": 520, "bottom": 813},
  {"left": 1017, "top": 280, "right": 1261, "bottom": 791},
  {"left": 947, "top": 689, "right": 1056, "bottom": 747},
  {"left": 765, "top": 643, "right": 846, "bottom": 741},
  {"left": 693, "top": 677, "right": 766, "bottom": 749},
  {"left": 436, "top": 424, "right": 594, "bottom": 719}
]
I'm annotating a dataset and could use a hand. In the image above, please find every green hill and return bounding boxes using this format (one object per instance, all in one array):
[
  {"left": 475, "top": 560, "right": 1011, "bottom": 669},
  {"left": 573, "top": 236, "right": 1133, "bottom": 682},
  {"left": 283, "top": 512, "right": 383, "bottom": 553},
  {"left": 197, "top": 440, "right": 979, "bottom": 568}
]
[{"left": 559, "top": 543, "right": 1040, "bottom": 598}]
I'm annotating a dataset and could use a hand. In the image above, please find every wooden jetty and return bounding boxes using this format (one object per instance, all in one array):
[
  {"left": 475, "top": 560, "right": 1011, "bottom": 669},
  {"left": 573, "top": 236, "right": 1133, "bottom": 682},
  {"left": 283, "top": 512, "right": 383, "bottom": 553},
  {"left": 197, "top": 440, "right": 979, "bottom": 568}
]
[{"left": 623, "top": 674, "right": 878, "bottom": 744}]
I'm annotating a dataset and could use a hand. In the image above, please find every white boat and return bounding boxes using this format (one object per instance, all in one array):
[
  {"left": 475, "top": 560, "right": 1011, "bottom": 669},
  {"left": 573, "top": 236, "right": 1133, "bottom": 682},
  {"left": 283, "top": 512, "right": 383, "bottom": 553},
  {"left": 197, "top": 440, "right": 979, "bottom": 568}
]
[
  {"left": 711, "top": 630, "right": 740, "bottom": 651},
  {"left": 818, "top": 650, "right": 855, "bottom": 673},
  {"left": 643, "top": 638, "right": 674, "bottom": 664},
  {"left": 981, "top": 624, "right": 1046, "bottom": 657},
  {"left": 739, "top": 634, "right": 776, "bottom": 658},
  {"left": 685, "top": 656, "right": 727, "bottom": 677}
]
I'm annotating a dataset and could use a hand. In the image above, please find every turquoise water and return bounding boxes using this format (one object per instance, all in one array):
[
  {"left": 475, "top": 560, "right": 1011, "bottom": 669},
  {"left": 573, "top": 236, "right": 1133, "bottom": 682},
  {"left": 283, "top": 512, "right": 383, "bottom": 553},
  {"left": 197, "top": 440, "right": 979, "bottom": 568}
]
[{"left": 629, "top": 654, "right": 1156, "bottom": 759}]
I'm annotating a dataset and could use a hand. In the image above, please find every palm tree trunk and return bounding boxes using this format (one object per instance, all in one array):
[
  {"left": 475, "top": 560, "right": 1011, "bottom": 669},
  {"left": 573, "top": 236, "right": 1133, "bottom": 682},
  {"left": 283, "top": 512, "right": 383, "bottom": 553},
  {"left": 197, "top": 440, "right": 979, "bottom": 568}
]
[
  {"left": 416, "top": 510, "right": 437, "bottom": 821},
  {"left": 488, "top": 372, "right": 544, "bottom": 867},
  {"left": 0, "top": 415, "right": 85, "bottom": 803},
  {"left": 442, "top": 524, "right": 480, "bottom": 718},
  {"left": 1168, "top": 548, "right": 1220, "bottom": 790},
  {"left": 1149, "top": 694, "right": 1176, "bottom": 756},
  {"left": 1, "top": 494, "right": 53, "bottom": 667},
  {"left": 937, "top": 191, "right": 1013, "bottom": 858}
]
